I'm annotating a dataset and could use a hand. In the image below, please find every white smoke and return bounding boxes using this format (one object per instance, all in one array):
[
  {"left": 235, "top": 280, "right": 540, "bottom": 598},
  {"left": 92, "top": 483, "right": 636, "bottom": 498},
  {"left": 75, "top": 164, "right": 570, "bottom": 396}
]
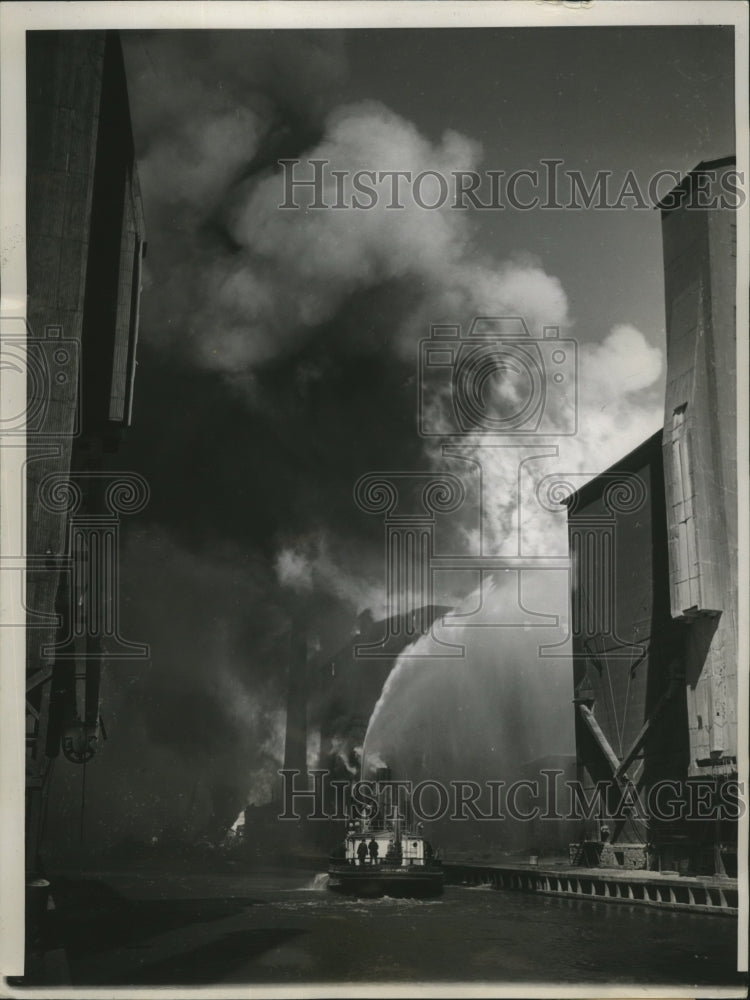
[
  {"left": 132, "top": 86, "right": 570, "bottom": 375},
  {"left": 274, "top": 547, "right": 314, "bottom": 592},
  {"left": 584, "top": 322, "right": 663, "bottom": 397},
  {"left": 362, "top": 319, "right": 664, "bottom": 788},
  {"left": 274, "top": 533, "right": 386, "bottom": 615},
  {"left": 361, "top": 749, "right": 389, "bottom": 777},
  {"left": 426, "top": 322, "right": 664, "bottom": 560},
  {"left": 329, "top": 735, "right": 358, "bottom": 775}
]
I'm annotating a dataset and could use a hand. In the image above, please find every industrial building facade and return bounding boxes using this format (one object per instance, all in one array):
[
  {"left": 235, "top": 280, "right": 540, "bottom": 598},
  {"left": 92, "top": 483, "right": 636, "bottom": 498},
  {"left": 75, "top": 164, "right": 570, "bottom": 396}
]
[
  {"left": 24, "top": 30, "right": 146, "bottom": 876},
  {"left": 567, "top": 158, "right": 739, "bottom": 876}
]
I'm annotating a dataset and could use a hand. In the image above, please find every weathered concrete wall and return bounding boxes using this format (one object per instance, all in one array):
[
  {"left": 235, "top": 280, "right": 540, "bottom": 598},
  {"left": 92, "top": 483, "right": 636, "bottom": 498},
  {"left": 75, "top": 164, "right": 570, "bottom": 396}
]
[
  {"left": 660, "top": 159, "right": 738, "bottom": 773},
  {"left": 25, "top": 32, "right": 106, "bottom": 761}
]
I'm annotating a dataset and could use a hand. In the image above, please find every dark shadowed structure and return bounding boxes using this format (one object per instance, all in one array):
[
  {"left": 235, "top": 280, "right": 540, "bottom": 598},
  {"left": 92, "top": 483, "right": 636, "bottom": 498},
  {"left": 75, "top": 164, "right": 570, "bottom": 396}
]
[
  {"left": 565, "top": 159, "right": 738, "bottom": 876},
  {"left": 25, "top": 30, "right": 145, "bottom": 878}
]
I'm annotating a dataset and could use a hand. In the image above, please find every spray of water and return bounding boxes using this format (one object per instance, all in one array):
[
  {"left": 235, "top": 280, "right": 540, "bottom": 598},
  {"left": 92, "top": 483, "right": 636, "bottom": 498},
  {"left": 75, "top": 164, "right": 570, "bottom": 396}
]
[
  {"left": 307, "top": 872, "right": 330, "bottom": 891},
  {"left": 362, "top": 573, "right": 573, "bottom": 791}
]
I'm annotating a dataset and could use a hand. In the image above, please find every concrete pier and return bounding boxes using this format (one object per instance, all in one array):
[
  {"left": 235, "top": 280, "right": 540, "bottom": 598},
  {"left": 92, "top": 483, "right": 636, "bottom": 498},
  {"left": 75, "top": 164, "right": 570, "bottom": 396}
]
[{"left": 443, "top": 861, "right": 738, "bottom": 917}]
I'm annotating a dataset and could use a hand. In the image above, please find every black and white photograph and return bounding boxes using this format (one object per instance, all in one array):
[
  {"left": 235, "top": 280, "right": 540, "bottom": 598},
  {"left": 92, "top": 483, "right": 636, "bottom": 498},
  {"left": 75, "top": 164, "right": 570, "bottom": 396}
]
[{"left": 0, "top": 2, "right": 748, "bottom": 996}]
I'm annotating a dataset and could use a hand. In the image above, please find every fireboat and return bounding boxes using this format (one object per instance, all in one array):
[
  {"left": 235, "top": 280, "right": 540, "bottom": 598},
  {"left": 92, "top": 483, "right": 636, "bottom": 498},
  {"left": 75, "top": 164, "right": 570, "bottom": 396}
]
[{"left": 327, "top": 770, "right": 445, "bottom": 897}]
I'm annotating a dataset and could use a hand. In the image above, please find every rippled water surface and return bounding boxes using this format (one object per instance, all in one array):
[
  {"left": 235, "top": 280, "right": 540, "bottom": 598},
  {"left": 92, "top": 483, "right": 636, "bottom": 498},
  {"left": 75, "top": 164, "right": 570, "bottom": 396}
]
[{"left": 41, "top": 866, "right": 745, "bottom": 989}]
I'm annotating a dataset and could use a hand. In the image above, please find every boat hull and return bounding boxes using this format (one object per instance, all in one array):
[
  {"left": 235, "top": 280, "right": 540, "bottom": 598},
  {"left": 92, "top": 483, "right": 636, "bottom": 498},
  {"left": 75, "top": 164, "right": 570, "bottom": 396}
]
[{"left": 327, "top": 862, "right": 445, "bottom": 898}]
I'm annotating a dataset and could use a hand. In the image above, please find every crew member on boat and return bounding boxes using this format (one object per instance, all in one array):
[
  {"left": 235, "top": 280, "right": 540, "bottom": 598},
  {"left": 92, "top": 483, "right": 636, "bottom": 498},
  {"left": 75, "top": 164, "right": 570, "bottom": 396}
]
[
  {"left": 368, "top": 838, "right": 379, "bottom": 865},
  {"left": 385, "top": 839, "right": 402, "bottom": 864}
]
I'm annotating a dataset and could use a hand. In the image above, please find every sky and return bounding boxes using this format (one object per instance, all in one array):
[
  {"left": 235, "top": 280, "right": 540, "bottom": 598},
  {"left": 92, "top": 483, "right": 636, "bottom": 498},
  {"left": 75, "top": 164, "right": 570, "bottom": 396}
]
[{"left": 43, "top": 24, "right": 736, "bottom": 855}]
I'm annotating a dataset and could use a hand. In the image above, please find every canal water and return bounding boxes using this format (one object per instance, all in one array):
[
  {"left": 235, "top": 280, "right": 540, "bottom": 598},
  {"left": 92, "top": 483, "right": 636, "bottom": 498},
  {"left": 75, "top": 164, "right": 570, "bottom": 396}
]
[{"left": 38, "top": 865, "right": 744, "bottom": 990}]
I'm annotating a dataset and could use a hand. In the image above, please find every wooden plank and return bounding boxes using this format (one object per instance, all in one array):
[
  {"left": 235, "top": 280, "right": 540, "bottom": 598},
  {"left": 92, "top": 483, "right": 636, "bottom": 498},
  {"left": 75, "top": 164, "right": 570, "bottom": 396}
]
[{"left": 578, "top": 703, "right": 622, "bottom": 776}]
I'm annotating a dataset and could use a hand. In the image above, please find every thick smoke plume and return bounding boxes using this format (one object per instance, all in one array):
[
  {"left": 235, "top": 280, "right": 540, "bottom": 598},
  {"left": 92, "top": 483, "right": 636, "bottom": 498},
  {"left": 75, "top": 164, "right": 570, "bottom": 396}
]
[
  {"left": 41, "top": 33, "right": 665, "bottom": 856},
  {"left": 125, "top": 32, "right": 569, "bottom": 380}
]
